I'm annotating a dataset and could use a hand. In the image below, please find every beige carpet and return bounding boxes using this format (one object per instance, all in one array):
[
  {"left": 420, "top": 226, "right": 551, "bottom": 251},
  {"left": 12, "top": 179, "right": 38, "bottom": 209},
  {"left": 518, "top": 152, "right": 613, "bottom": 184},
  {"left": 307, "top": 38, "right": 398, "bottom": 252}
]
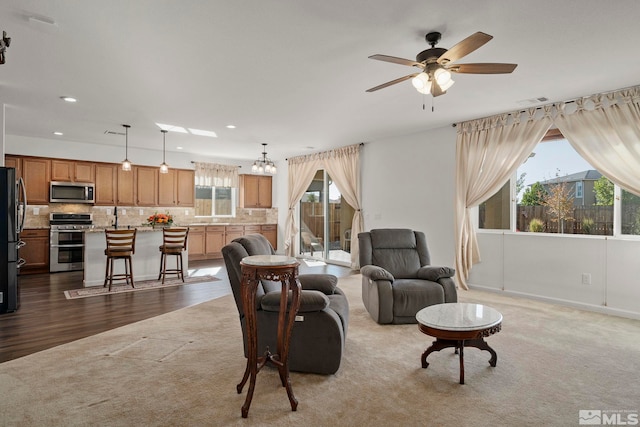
[
  {"left": 1, "top": 275, "right": 639, "bottom": 426},
  {"left": 64, "top": 275, "right": 220, "bottom": 299}
]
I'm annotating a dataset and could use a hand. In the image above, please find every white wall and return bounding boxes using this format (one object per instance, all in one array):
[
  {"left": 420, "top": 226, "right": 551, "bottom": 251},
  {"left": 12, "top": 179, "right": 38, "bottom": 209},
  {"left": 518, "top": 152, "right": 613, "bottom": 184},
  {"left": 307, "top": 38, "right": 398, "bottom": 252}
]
[{"left": 360, "top": 125, "right": 458, "bottom": 267}]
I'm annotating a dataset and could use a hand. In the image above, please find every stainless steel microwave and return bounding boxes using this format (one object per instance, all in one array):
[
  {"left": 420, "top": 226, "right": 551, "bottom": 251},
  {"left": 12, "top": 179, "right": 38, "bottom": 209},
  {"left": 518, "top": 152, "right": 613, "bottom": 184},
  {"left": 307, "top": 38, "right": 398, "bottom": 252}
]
[{"left": 50, "top": 181, "right": 95, "bottom": 204}]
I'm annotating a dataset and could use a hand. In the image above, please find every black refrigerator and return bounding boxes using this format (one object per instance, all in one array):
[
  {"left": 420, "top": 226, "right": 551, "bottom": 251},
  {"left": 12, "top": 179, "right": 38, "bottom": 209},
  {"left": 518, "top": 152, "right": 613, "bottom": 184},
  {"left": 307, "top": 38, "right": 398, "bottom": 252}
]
[{"left": 0, "top": 167, "right": 26, "bottom": 314}]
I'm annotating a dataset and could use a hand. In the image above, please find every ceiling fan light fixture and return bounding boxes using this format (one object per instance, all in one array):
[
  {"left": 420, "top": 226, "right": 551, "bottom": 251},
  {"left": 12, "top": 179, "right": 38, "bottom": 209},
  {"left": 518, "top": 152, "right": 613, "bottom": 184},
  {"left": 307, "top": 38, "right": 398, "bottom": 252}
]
[
  {"left": 434, "top": 68, "right": 452, "bottom": 85},
  {"left": 440, "top": 78, "right": 455, "bottom": 91},
  {"left": 411, "top": 72, "right": 429, "bottom": 90}
]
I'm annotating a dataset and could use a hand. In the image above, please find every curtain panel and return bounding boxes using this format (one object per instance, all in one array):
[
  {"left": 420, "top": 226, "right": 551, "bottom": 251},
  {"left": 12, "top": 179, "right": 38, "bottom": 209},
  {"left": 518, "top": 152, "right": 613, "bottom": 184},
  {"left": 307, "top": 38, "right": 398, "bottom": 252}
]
[
  {"left": 285, "top": 144, "right": 364, "bottom": 268},
  {"left": 194, "top": 162, "right": 239, "bottom": 188},
  {"left": 454, "top": 109, "right": 552, "bottom": 289},
  {"left": 555, "top": 87, "right": 640, "bottom": 197},
  {"left": 322, "top": 144, "right": 364, "bottom": 269}
]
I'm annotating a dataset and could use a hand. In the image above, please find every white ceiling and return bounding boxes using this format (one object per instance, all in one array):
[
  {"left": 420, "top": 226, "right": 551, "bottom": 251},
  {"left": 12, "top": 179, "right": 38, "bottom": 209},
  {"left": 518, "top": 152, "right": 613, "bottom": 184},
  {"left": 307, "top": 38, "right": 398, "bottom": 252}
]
[{"left": 2, "top": 0, "right": 640, "bottom": 163}]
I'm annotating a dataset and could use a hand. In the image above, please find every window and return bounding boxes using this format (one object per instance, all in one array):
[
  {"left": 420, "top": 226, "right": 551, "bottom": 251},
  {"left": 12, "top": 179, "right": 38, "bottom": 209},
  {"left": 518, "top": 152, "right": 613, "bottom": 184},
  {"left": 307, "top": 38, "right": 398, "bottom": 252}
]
[
  {"left": 575, "top": 181, "right": 583, "bottom": 198},
  {"left": 195, "top": 186, "right": 236, "bottom": 217},
  {"left": 480, "top": 131, "right": 640, "bottom": 237}
]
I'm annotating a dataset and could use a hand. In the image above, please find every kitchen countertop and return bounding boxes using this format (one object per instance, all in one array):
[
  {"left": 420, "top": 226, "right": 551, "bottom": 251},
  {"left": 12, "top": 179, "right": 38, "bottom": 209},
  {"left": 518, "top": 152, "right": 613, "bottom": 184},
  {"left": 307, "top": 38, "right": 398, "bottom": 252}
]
[{"left": 86, "top": 223, "right": 277, "bottom": 233}]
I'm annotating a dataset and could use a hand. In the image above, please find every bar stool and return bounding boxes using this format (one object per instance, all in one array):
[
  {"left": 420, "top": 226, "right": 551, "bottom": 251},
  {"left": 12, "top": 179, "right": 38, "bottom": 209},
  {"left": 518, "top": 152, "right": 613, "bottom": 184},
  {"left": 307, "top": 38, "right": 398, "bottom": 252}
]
[
  {"left": 103, "top": 229, "right": 137, "bottom": 291},
  {"left": 158, "top": 227, "right": 189, "bottom": 284}
]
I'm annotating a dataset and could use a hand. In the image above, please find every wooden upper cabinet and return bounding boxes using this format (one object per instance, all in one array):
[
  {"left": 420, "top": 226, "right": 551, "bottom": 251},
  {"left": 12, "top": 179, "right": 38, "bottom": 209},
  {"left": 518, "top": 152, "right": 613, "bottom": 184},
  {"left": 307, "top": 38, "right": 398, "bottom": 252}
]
[
  {"left": 4, "top": 155, "right": 21, "bottom": 179},
  {"left": 158, "top": 169, "right": 177, "bottom": 206},
  {"left": 22, "top": 158, "right": 51, "bottom": 204},
  {"left": 117, "top": 167, "right": 135, "bottom": 206},
  {"left": 51, "top": 160, "right": 95, "bottom": 183},
  {"left": 95, "top": 163, "right": 117, "bottom": 205},
  {"left": 176, "top": 169, "right": 195, "bottom": 207},
  {"left": 135, "top": 166, "right": 158, "bottom": 206},
  {"left": 239, "top": 174, "right": 272, "bottom": 208}
]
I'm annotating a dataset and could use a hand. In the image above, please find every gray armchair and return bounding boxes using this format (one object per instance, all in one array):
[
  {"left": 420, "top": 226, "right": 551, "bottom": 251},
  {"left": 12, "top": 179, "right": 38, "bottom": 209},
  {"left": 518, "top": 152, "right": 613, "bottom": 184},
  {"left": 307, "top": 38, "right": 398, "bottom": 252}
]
[
  {"left": 222, "top": 233, "right": 349, "bottom": 375},
  {"left": 358, "top": 228, "right": 457, "bottom": 324}
]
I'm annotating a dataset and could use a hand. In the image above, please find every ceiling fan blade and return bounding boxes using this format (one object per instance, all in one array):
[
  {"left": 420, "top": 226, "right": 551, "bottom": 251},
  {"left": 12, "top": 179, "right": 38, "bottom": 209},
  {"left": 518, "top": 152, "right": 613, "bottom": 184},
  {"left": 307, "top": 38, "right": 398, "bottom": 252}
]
[
  {"left": 369, "top": 54, "right": 423, "bottom": 68},
  {"left": 430, "top": 79, "right": 445, "bottom": 97},
  {"left": 437, "top": 32, "right": 493, "bottom": 65},
  {"left": 449, "top": 63, "right": 518, "bottom": 74},
  {"left": 366, "top": 73, "right": 419, "bottom": 92}
]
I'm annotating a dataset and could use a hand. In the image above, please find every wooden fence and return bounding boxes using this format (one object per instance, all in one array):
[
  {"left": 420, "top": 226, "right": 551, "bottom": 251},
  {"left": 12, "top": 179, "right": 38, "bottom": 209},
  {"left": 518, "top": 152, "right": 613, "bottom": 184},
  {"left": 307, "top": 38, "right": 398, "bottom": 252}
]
[{"left": 517, "top": 204, "right": 640, "bottom": 235}]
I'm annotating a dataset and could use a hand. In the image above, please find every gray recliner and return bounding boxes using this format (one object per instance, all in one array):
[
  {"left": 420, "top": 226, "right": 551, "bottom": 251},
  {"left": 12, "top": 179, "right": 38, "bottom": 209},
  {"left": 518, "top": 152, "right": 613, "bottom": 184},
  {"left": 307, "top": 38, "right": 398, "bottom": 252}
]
[
  {"left": 222, "top": 233, "right": 349, "bottom": 375},
  {"left": 358, "top": 228, "right": 457, "bottom": 324}
]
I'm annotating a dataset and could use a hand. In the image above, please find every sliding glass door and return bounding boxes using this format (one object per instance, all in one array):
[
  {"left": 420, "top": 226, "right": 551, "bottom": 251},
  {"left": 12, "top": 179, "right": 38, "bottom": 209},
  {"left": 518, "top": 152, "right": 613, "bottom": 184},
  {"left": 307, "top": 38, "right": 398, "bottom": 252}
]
[{"left": 299, "top": 170, "right": 354, "bottom": 264}]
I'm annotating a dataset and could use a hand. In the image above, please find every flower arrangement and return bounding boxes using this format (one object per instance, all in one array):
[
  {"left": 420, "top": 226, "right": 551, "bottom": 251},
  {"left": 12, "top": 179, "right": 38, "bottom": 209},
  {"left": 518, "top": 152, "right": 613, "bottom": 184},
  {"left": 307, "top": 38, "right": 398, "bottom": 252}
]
[{"left": 147, "top": 212, "right": 173, "bottom": 227}]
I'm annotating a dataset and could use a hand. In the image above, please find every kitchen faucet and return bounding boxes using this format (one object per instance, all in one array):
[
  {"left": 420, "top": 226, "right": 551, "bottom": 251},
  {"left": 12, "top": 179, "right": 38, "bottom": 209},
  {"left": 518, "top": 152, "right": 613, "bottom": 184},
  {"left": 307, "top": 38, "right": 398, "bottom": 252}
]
[{"left": 114, "top": 206, "right": 118, "bottom": 229}]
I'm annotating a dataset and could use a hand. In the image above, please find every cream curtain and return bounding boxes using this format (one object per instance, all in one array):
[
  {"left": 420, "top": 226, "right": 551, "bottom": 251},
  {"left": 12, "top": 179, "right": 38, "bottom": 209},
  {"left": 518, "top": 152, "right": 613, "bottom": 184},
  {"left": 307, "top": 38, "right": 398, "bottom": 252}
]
[
  {"left": 194, "top": 162, "right": 239, "bottom": 187},
  {"left": 455, "top": 109, "right": 552, "bottom": 289},
  {"left": 322, "top": 144, "right": 364, "bottom": 269},
  {"left": 554, "top": 87, "right": 640, "bottom": 197},
  {"left": 284, "top": 155, "right": 322, "bottom": 257}
]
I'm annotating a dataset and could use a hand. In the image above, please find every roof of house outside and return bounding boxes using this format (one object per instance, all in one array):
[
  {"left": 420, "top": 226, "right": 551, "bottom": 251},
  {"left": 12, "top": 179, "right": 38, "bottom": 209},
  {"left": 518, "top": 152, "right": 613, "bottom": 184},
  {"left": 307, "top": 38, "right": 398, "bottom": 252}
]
[{"left": 538, "top": 170, "right": 602, "bottom": 185}]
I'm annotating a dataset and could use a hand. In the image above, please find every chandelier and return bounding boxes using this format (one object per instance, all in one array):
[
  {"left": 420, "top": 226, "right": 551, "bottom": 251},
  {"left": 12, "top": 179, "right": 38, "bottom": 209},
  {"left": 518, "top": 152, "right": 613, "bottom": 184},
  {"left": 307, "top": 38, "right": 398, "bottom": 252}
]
[{"left": 251, "top": 143, "right": 277, "bottom": 174}]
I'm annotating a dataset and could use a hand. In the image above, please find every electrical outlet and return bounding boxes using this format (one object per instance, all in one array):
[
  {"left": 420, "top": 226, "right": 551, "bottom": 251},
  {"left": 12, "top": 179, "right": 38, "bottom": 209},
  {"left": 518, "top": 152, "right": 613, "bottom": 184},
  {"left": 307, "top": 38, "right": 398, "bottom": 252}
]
[
  {"left": 106, "top": 208, "right": 112, "bottom": 215},
  {"left": 295, "top": 315, "right": 304, "bottom": 322},
  {"left": 139, "top": 209, "right": 144, "bottom": 215},
  {"left": 33, "top": 207, "right": 40, "bottom": 215},
  {"left": 185, "top": 210, "right": 189, "bottom": 215},
  {"left": 582, "top": 273, "right": 592, "bottom": 285},
  {"left": 121, "top": 209, "right": 126, "bottom": 215}
]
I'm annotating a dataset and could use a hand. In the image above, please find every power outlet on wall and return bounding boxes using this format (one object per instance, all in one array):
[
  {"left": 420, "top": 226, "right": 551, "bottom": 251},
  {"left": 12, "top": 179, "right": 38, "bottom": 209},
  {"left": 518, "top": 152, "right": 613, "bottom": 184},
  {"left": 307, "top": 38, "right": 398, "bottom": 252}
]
[
  {"left": 139, "top": 209, "right": 144, "bottom": 215},
  {"left": 582, "top": 273, "right": 592, "bottom": 285}
]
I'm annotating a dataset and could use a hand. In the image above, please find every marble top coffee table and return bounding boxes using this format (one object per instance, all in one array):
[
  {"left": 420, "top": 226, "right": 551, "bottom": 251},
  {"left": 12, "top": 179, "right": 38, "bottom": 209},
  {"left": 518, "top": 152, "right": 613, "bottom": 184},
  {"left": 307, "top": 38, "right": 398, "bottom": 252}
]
[{"left": 416, "top": 303, "right": 502, "bottom": 384}]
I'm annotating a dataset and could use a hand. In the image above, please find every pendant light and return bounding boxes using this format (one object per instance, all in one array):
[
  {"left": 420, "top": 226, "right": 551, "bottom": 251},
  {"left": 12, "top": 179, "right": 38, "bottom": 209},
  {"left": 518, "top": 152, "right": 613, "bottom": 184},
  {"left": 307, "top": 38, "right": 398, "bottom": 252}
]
[
  {"left": 121, "top": 124, "right": 132, "bottom": 171},
  {"left": 159, "top": 129, "right": 169, "bottom": 174}
]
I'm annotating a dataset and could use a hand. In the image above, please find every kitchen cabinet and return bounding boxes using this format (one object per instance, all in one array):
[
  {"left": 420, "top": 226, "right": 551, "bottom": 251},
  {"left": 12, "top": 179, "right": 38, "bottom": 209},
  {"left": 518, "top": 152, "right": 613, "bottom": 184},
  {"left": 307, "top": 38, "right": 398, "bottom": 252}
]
[
  {"left": 239, "top": 174, "right": 272, "bottom": 208},
  {"left": 4, "top": 155, "right": 21, "bottom": 179},
  {"left": 22, "top": 158, "right": 51, "bottom": 204},
  {"left": 19, "top": 229, "right": 49, "bottom": 274},
  {"left": 135, "top": 166, "right": 158, "bottom": 206},
  {"left": 94, "top": 163, "right": 118, "bottom": 205},
  {"left": 158, "top": 169, "right": 194, "bottom": 207},
  {"left": 117, "top": 167, "right": 135, "bottom": 206},
  {"left": 158, "top": 169, "right": 177, "bottom": 206},
  {"left": 176, "top": 169, "right": 195, "bottom": 207},
  {"left": 261, "top": 224, "right": 277, "bottom": 249},
  {"left": 224, "top": 225, "right": 244, "bottom": 244},
  {"left": 51, "top": 160, "right": 95, "bottom": 183},
  {"left": 205, "top": 226, "right": 225, "bottom": 258},
  {"left": 187, "top": 226, "right": 206, "bottom": 260}
]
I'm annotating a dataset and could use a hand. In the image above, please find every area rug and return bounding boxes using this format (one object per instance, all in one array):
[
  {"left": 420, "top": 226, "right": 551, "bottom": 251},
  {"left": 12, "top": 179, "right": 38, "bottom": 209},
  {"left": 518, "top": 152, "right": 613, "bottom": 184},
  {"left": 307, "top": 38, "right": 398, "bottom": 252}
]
[
  {"left": 64, "top": 274, "right": 220, "bottom": 299},
  {"left": 4, "top": 274, "right": 640, "bottom": 426}
]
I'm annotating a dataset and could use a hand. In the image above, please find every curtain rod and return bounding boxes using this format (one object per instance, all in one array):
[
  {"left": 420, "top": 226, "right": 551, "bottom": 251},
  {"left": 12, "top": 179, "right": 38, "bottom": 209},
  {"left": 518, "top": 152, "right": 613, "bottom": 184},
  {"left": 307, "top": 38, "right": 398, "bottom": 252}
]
[
  {"left": 190, "top": 161, "right": 242, "bottom": 167},
  {"left": 285, "top": 142, "right": 365, "bottom": 161},
  {"left": 452, "top": 83, "right": 640, "bottom": 127}
]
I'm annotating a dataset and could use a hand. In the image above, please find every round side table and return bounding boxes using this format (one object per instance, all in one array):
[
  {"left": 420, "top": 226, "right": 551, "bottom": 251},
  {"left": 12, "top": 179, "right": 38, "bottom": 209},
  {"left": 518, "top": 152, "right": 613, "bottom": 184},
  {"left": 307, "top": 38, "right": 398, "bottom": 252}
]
[{"left": 236, "top": 255, "right": 301, "bottom": 418}]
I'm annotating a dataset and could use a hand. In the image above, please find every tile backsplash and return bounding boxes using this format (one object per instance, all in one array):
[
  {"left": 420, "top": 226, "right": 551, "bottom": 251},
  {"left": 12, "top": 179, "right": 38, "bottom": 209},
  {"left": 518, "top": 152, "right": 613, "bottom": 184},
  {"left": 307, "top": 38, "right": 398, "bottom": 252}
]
[{"left": 24, "top": 204, "right": 278, "bottom": 229}]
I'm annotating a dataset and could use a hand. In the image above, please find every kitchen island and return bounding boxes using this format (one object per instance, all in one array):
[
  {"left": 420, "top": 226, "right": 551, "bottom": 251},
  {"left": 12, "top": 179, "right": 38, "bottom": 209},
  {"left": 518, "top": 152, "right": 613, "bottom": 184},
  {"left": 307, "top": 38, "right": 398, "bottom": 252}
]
[{"left": 84, "top": 226, "right": 188, "bottom": 287}]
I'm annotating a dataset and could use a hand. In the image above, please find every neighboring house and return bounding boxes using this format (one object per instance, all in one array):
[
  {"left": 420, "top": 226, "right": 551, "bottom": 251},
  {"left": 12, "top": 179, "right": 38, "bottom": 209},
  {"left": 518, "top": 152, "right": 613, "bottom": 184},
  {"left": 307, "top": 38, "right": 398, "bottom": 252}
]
[{"left": 538, "top": 170, "right": 602, "bottom": 206}]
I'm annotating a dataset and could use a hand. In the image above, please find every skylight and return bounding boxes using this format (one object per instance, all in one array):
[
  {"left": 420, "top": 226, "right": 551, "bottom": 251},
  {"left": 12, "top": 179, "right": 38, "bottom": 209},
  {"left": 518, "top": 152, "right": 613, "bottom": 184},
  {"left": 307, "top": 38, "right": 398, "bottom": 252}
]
[{"left": 188, "top": 128, "right": 217, "bottom": 138}]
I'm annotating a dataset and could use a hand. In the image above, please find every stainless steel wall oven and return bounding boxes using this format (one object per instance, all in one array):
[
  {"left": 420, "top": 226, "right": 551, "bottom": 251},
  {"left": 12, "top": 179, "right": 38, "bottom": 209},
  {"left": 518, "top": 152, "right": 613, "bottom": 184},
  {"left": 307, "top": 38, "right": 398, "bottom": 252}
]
[{"left": 49, "top": 213, "right": 93, "bottom": 273}]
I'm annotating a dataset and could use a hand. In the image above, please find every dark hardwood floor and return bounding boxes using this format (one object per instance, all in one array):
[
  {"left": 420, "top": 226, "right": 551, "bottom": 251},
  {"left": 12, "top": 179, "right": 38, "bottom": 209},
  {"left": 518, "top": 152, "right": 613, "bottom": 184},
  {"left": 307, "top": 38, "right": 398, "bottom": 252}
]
[{"left": 0, "top": 258, "right": 352, "bottom": 363}]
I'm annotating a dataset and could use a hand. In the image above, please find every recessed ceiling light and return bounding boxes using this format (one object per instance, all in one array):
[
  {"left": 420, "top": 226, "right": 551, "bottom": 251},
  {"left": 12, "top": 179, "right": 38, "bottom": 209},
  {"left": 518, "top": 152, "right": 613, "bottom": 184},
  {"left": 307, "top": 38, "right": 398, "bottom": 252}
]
[
  {"left": 155, "top": 123, "right": 188, "bottom": 133},
  {"left": 53, "top": 131, "right": 63, "bottom": 136},
  {"left": 61, "top": 96, "right": 77, "bottom": 103},
  {"left": 188, "top": 128, "right": 217, "bottom": 138},
  {"left": 226, "top": 125, "right": 236, "bottom": 129},
  {"left": 176, "top": 146, "right": 183, "bottom": 150}
]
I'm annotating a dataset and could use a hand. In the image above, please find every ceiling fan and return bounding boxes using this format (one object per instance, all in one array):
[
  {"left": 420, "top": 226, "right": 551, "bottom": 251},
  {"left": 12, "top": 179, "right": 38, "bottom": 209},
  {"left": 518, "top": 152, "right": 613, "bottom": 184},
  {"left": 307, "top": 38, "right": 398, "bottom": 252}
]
[{"left": 367, "top": 31, "right": 517, "bottom": 97}]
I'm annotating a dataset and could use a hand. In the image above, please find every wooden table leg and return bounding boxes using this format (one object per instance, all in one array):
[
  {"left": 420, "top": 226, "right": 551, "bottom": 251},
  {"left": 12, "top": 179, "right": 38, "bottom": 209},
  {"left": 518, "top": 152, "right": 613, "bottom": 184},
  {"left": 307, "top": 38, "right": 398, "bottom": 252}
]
[
  {"left": 458, "top": 340, "right": 465, "bottom": 385},
  {"left": 238, "top": 275, "right": 259, "bottom": 418}
]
